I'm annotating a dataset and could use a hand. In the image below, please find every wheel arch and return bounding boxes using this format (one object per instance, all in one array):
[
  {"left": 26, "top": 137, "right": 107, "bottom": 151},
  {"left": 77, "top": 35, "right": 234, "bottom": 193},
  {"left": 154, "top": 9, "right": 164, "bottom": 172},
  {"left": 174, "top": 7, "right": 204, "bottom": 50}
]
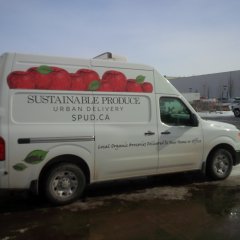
[
  {"left": 38, "top": 154, "right": 91, "bottom": 195},
  {"left": 206, "top": 143, "right": 236, "bottom": 169}
]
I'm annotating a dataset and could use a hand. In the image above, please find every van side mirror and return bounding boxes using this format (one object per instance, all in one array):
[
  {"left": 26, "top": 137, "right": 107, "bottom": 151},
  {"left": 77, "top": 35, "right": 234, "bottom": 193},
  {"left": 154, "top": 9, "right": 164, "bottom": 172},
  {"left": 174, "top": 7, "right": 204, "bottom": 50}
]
[{"left": 190, "top": 113, "right": 199, "bottom": 127}]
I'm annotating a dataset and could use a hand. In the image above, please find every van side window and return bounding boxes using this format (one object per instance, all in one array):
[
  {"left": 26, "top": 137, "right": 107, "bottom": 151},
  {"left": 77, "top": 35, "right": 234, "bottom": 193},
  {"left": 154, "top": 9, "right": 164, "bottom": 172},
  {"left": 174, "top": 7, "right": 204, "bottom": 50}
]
[{"left": 160, "top": 97, "right": 192, "bottom": 126}]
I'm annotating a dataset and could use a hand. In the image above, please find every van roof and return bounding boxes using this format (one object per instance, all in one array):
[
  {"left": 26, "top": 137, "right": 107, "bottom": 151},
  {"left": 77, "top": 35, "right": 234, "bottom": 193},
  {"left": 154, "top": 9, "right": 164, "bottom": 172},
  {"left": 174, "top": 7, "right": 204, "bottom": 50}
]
[
  {"left": 1, "top": 52, "right": 154, "bottom": 71},
  {"left": 93, "top": 52, "right": 127, "bottom": 62}
]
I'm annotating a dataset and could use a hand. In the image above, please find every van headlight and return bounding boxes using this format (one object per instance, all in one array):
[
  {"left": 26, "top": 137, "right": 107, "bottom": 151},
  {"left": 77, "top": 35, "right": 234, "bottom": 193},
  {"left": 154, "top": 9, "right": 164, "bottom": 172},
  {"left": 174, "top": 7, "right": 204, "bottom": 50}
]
[{"left": 237, "top": 132, "right": 240, "bottom": 141}]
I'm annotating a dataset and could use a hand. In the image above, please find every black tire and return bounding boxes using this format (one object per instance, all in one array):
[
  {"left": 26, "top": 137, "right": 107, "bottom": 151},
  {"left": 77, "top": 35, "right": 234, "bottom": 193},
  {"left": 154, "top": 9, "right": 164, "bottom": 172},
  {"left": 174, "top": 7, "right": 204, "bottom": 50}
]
[
  {"left": 233, "top": 109, "right": 240, "bottom": 117},
  {"left": 207, "top": 148, "right": 233, "bottom": 180},
  {"left": 44, "top": 163, "right": 86, "bottom": 205}
]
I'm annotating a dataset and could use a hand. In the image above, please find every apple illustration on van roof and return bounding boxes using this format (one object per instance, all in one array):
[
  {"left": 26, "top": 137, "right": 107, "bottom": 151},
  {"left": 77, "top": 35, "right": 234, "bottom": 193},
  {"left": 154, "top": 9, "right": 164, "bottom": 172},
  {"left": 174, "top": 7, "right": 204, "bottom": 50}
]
[
  {"left": 48, "top": 68, "right": 71, "bottom": 90},
  {"left": 70, "top": 73, "right": 86, "bottom": 91},
  {"left": 126, "top": 79, "right": 143, "bottom": 92},
  {"left": 142, "top": 82, "right": 153, "bottom": 93},
  {"left": 102, "top": 70, "right": 127, "bottom": 92},
  {"left": 75, "top": 69, "right": 100, "bottom": 91},
  {"left": 28, "top": 65, "right": 52, "bottom": 89},
  {"left": 7, "top": 66, "right": 153, "bottom": 93},
  {"left": 7, "top": 71, "right": 36, "bottom": 89},
  {"left": 97, "top": 82, "right": 112, "bottom": 91},
  {"left": 125, "top": 75, "right": 153, "bottom": 93},
  {"left": 29, "top": 66, "right": 71, "bottom": 90}
]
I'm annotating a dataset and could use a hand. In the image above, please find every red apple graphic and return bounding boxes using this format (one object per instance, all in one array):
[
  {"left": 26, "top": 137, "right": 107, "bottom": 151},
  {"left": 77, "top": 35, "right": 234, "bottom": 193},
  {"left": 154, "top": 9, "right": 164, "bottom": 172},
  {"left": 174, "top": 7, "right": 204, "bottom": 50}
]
[
  {"left": 133, "top": 75, "right": 153, "bottom": 93},
  {"left": 70, "top": 73, "right": 86, "bottom": 91},
  {"left": 142, "top": 82, "right": 153, "bottom": 93},
  {"left": 126, "top": 79, "right": 143, "bottom": 92},
  {"left": 7, "top": 71, "right": 35, "bottom": 89},
  {"left": 102, "top": 70, "right": 127, "bottom": 92},
  {"left": 48, "top": 68, "right": 71, "bottom": 90},
  {"left": 28, "top": 66, "right": 52, "bottom": 89},
  {"left": 97, "top": 82, "right": 112, "bottom": 92},
  {"left": 75, "top": 69, "right": 100, "bottom": 90}
]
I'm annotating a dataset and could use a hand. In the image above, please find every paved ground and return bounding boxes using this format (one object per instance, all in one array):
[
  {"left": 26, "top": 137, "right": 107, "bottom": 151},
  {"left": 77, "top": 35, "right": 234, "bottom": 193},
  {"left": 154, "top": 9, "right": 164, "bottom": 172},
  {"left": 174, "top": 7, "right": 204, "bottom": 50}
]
[{"left": 1, "top": 114, "right": 240, "bottom": 240}]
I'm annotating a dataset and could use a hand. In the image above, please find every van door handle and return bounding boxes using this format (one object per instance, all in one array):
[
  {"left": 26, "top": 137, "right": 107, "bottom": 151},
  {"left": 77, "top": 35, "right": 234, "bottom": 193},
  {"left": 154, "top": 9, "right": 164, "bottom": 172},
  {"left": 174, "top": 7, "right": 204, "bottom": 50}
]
[
  {"left": 144, "top": 131, "right": 155, "bottom": 136},
  {"left": 161, "top": 131, "right": 171, "bottom": 135}
]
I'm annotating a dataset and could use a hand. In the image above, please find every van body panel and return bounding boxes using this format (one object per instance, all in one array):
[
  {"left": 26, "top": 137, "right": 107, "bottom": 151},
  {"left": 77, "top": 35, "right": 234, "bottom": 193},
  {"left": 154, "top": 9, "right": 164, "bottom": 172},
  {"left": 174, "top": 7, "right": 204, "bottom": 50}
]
[
  {"left": 154, "top": 70, "right": 180, "bottom": 95},
  {"left": 94, "top": 93, "right": 159, "bottom": 180},
  {"left": 201, "top": 119, "right": 240, "bottom": 162},
  {"left": 8, "top": 90, "right": 95, "bottom": 188}
]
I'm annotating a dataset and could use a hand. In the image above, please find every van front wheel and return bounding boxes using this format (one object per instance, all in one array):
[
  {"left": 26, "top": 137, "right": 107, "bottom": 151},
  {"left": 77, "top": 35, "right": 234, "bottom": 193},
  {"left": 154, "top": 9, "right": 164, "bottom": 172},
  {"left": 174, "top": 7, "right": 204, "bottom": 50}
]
[
  {"left": 233, "top": 109, "right": 240, "bottom": 117},
  {"left": 44, "top": 163, "right": 86, "bottom": 205},
  {"left": 207, "top": 148, "right": 233, "bottom": 180}
]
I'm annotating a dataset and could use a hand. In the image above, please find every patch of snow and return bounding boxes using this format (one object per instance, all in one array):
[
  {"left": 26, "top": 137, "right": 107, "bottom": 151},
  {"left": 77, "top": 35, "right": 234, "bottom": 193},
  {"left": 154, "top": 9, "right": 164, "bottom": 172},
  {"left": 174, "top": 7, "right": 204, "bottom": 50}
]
[
  {"left": 62, "top": 186, "right": 191, "bottom": 211},
  {"left": 1, "top": 237, "right": 12, "bottom": 240},
  {"left": 114, "top": 186, "right": 191, "bottom": 201}
]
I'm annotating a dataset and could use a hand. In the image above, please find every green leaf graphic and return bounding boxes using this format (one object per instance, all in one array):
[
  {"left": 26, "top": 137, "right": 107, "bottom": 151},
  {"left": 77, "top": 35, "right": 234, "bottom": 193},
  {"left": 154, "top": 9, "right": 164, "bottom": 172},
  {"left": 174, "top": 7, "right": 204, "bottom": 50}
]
[
  {"left": 37, "top": 65, "right": 53, "bottom": 75},
  {"left": 24, "top": 150, "right": 48, "bottom": 164},
  {"left": 13, "top": 163, "right": 27, "bottom": 171},
  {"left": 136, "top": 75, "right": 145, "bottom": 84},
  {"left": 88, "top": 80, "right": 100, "bottom": 91}
]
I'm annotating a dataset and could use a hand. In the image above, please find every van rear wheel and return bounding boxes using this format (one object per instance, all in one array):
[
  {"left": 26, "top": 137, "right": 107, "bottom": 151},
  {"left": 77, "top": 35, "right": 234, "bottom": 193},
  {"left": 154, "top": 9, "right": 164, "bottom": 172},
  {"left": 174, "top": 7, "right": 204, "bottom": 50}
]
[
  {"left": 207, "top": 148, "right": 233, "bottom": 180},
  {"left": 44, "top": 163, "right": 86, "bottom": 205}
]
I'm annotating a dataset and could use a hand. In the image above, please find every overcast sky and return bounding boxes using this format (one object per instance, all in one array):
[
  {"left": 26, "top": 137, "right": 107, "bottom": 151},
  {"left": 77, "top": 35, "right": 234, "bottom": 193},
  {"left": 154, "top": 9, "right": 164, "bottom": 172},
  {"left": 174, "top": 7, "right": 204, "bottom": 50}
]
[{"left": 1, "top": 0, "right": 240, "bottom": 76}]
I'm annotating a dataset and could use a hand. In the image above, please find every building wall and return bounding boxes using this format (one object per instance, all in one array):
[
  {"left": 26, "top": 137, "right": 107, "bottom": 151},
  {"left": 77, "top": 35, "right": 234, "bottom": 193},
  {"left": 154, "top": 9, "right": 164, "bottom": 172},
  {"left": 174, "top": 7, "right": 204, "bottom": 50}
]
[
  {"left": 182, "top": 92, "right": 200, "bottom": 103},
  {"left": 169, "top": 70, "right": 240, "bottom": 99}
]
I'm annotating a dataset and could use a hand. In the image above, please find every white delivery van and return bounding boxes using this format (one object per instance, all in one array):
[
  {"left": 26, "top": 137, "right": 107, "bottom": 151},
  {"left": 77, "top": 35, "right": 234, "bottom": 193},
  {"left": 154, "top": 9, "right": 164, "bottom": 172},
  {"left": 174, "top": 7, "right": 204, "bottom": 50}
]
[{"left": 0, "top": 52, "right": 240, "bottom": 205}]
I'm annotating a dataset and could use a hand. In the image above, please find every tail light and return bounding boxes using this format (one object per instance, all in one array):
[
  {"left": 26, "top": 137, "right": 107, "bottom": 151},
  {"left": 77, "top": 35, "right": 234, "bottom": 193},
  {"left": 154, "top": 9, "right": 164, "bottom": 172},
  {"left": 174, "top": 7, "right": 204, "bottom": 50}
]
[{"left": 0, "top": 137, "right": 5, "bottom": 161}]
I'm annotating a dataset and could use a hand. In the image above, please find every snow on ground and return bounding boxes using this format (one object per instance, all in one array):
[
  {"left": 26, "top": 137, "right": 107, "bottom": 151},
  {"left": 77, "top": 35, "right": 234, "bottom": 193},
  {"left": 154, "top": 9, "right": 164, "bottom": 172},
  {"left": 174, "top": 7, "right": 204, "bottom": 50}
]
[{"left": 198, "top": 111, "right": 234, "bottom": 118}]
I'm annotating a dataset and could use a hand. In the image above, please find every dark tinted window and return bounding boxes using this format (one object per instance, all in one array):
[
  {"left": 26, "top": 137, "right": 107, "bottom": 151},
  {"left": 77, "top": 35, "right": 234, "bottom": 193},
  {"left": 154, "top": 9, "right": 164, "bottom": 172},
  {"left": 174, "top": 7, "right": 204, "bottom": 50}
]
[{"left": 160, "top": 97, "right": 192, "bottom": 126}]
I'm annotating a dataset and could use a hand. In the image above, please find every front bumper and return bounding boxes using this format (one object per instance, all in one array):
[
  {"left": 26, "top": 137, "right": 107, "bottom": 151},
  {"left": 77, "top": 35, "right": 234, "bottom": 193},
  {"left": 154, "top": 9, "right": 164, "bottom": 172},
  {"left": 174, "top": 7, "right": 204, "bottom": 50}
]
[{"left": 234, "top": 150, "right": 240, "bottom": 165}]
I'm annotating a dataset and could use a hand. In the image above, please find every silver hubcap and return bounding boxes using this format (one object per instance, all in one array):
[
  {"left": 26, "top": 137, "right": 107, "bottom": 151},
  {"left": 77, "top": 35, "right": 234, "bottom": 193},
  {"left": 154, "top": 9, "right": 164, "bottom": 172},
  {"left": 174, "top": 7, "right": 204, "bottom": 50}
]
[
  {"left": 213, "top": 153, "right": 229, "bottom": 176},
  {"left": 51, "top": 171, "right": 78, "bottom": 199}
]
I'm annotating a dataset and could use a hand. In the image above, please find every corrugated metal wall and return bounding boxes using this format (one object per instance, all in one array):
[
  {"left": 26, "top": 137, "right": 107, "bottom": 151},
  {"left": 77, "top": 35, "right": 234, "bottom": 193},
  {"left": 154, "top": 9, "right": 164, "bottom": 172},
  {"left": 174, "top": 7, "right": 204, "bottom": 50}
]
[{"left": 169, "top": 70, "right": 240, "bottom": 99}]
